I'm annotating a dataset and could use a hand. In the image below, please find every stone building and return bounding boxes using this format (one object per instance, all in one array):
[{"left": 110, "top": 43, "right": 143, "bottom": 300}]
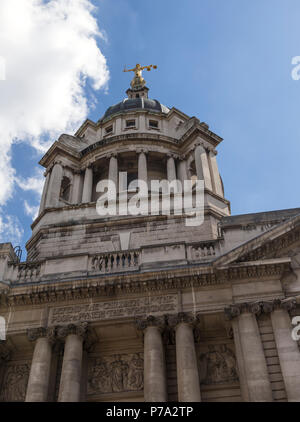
[{"left": 1, "top": 66, "right": 300, "bottom": 402}]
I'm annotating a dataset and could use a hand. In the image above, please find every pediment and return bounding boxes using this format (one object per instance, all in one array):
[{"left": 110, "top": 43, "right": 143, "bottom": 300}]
[{"left": 213, "top": 213, "right": 300, "bottom": 267}]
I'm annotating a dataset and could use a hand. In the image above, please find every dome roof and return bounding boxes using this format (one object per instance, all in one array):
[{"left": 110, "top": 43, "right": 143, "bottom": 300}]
[{"left": 101, "top": 97, "right": 170, "bottom": 120}]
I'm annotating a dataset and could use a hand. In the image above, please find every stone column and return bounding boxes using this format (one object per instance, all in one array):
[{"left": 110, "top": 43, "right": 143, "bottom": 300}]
[
  {"left": 177, "top": 159, "right": 188, "bottom": 187},
  {"left": 167, "top": 155, "right": 177, "bottom": 183},
  {"left": 72, "top": 171, "right": 82, "bottom": 204},
  {"left": 108, "top": 155, "right": 118, "bottom": 192},
  {"left": 170, "top": 313, "right": 201, "bottom": 402},
  {"left": 25, "top": 327, "right": 55, "bottom": 402},
  {"left": 45, "top": 162, "right": 63, "bottom": 208},
  {"left": 39, "top": 171, "right": 50, "bottom": 214},
  {"left": 137, "top": 316, "right": 167, "bottom": 402},
  {"left": 138, "top": 151, "right": 148, "bottom": 189},
  {"left": 263, "top": 298, "right": 300, "bottom": 402},
  {"left": 209, "top": 150, "right": 223, "bottom": 196},
  {"left": 225, "top": 303, "right": 273, "bottom": 402},
  {"left": 57, "top": 323, "right": 88, "bottom": 402},
  {"left": 82, "top": 166, "right": 93, "bottom": 203},
  {"left": 194, "top": 145, "right": 212, "bottom": 190}
]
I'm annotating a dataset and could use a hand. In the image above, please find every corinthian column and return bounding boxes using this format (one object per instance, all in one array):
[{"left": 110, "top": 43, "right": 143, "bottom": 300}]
[
  {"left": 138, "top": 151, "right": 148, "bottom": 189},
  {"left": 39, "top": 171, "right": 50, "bottom": 214},
  {"left": 137, "top": 316, "right": 167, "bottom": 402},
  {"left": 108, "top": 155, "right": 118, "bottom": 192},
  {"left": 177, "top": 159, "right": 188, "bottom": 186},
  {"left": 225, "top": 302, "right": 273, "bottom": 402},
  {"left": 262, "top": 298, "right": 300, "bottom": 401},
  {"left": 57, "top": 323, "right": 88, "bottom": 402},
  {"left": 167, "top": 155, "right": 176, "bottom": 183},
  {"left": 194, "top": 145, "right": 212, "bottom": 190},
  {"left": 169, "top": 313, "right": 201, "bottom": 402},
  {"left": 45, "top": 162, "right": 63, "bottom": 208},
  {"left": 82, "top": 166, "right": 93, "bottom": 203},
  {"left": 25, "top": 327, "right": 55, "bottom": 402}
]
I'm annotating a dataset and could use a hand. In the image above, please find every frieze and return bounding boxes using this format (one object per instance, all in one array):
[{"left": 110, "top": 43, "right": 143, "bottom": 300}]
[
  {"left": 88, "top": 353, "right": 144, "bottom": 395},
  {"left": 198, "top": 343, "right": 239, "bottom": 385},
  {"left": 49, "top": 295, "right": 178, "bottom": 325},
  {"left": 0, "top": 363, "right": 30, "bottom": 402}
]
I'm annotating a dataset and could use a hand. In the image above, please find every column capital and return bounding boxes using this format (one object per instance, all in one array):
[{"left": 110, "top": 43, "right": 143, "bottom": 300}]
[
  {"left": 106, "top": 152, "right": 118, "bottom": 159},
  {"left": 57, "top": 322, "right": 88, "bottom": 341},
  {"left": 136, "top": 315, "right": 166, "bottom": 332},
  {"left": 27, "top": 327, "right": 56, "bottom": 344},
  {"left": 224, "top": 302, "right": 262, "bottom": 320},
  {"left": 168, "top": 312, "right": 196, "bottom": 328},
  {"left": 260, "top": 298, "right": 297, "bottom": 314},
  {"left": 136, "top": 148, "right": 148, "bottom": 154}
]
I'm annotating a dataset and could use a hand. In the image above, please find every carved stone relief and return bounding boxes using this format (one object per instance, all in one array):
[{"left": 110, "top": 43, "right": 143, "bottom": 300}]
[
  {"left": 198, "top": 344, "right": 238, "bottom": 386},
  {"left": 0, "top": 363, "right": 30, "bottom": 402},
  {"left": 88, "top": 353, "right": 144, "bottom": 395}
]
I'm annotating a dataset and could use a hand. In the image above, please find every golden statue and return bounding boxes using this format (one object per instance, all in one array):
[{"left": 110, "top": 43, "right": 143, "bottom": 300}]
[{"left": 124, "top": 63, "right": 157, "bottom": 89}]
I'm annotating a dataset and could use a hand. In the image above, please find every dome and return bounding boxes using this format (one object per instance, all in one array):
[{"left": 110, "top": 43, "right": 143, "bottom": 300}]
[{"left": 101, "top": 97, "right": 170, "bottom": 121}]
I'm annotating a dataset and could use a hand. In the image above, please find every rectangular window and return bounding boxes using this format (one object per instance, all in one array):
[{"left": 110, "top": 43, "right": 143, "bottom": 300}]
[
  {"left": 126, "top": 119, "right": 136, "bottom": 128},
  {"left": 149, "top": 120, "right": 159, "bottom": 129},
  {"left": 105, "top": 125, "right": 113, "bottom": 134}
]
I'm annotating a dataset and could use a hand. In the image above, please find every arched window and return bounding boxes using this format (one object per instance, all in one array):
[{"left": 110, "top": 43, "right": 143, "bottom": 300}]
[{"left": 60, "top": 176, "right": 71, "bottom": 202}]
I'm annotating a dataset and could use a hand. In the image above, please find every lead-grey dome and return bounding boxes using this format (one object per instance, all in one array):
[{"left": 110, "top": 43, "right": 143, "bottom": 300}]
[{"left": 101, "top": 97, "right": 169, "bottom": 120}]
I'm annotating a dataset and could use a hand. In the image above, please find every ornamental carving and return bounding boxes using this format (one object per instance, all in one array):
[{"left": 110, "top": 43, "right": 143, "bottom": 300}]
[
  {"left": 224, "top": 302, "right": 261, "bottom": 320},
  {"left": 198, "top": 344, "right": 238, "bottom": 385},
  {"left": 57, "top": 322, "right": 88, "bottom": 340},
  {"left": 88, "top": 353, "right": 144, "bottom": 395},
  {"left": 49, "top": 295, "right": 177, "bottom": 325},
  {"left": 167, "top": 312, "right": 195, "bottom": 328},
  {"left": 0, "top": 363, "right": 30, "bottom": 402},
  {"left": 27, "top": 326, "right": 56, "bottom": 343},
  {"left": 135, "top": 315, "right": 166, "bottom": 332}
]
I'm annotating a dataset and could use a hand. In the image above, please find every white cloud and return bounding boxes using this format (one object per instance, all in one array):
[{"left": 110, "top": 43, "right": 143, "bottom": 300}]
[
  {"left": 0, "top": 0, "right": 109, "bottom": 206},
  {"left": 16, "top": 169, "right": 45, "bottom": 197},
  {"left": 0, "top": 214, "right": 24, "bottom": 245},
  {"left": 24, "top": 200, "right": 39, "bottom": 220}
]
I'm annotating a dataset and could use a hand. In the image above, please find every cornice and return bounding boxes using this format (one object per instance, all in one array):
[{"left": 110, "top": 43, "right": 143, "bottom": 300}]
[
  {"left": 213, "top": 213, "right": 300, "bottom": 267},
  {"left": 0, "top": 259, "right": 290, "bottom": 308}
]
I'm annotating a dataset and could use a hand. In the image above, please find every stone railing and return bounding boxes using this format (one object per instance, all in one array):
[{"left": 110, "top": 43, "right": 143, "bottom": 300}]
[
  {"left": 187, "top": 241, "right": 218, "bottom": 261},
  {"left": 89, "top": 250, "right": 140, "bottom": 274},
  {"left": 8, "top": 261, "right": 42, "bottom": 283}
]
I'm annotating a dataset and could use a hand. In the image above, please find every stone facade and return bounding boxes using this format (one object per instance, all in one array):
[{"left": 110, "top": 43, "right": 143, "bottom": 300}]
[{"left": 1, "top": 80, "right": 300, "bottom": 402}]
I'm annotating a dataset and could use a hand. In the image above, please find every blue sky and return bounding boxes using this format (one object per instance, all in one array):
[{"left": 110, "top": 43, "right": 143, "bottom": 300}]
[{"left": 1, "top": 0, "right": 300, "bottom": 257}]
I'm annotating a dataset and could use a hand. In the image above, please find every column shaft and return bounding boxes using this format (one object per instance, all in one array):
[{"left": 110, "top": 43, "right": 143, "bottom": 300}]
[
  {"left": 194, "top": 145, "right": 212, "bottom": 190},
  {"left": 25, "top": 337, "right": 52, "bottom": 402},
  {"left": 72, "top": 172, "right": 82, "bottom": 204},
  {"left": 108, "top": 156, "right": 118, "bottom": 192},
  {"left": 144, "top": 326, "right": 167, "bottom": 402},
  {"left": 209, "top": 151, "right": 223, "bottom": 196},
  {"left": 237, "top": 312, "right": 273, "bottom": 401},
  {"left": 167, "top": 156, "right": 176, "bottom": 183},
  {"left": 138, "top": 152, "right": 148, "bottom": 188},
  {"left": 271, "top": 308, "right": 300, "bottom": 401},
  {"left": 58, "top": 334, "right": 83, "bottom": 402},
  {"left": 82, "top": 167, "right": 93, "bottom": 203},
  {"left": 176, "top": 323, "right": 201, "bottom": 402},
  {"left": 177, "top": 160, "right": 188, "bottom": 186},
  {"left": 45, "top": 163, "right": 63, "bottom": 208},
  {"left": 39, "top": 172, "right": 50, "bottom": 214}
]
